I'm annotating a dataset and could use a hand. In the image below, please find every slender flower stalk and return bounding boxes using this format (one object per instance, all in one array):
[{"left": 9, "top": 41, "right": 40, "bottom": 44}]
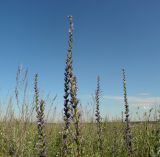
[
  {"left": 121, "top": 111, "right": 124, "bottom": 123},
  {"left": 62, "top": 15, "right": 82, "bottom": 157},
  {"left": 122, "top": 69, "right": 132, "bottom": 154},
  {"left": 71, "top": 76, "right": 81, "bottom": 157},
  {"left": 34, "top": 74, "right": 39, "bottom": 116},
  {"left": 95, "top": 76, "right": 103, "bottom": 157},
  {"left": 62, "top": 63, "right": 72, "bottom": 156},
  {"left": 62, "top": 15, "right": 74, "bottom": 157},
  {"left": 34, "top": 74, "right": 46, "bottom": 157}
]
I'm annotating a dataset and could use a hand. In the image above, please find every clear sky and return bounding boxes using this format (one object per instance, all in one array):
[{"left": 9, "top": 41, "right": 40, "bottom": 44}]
[{"left": 0, "top": 0, "right": 160, "bottom": 120}]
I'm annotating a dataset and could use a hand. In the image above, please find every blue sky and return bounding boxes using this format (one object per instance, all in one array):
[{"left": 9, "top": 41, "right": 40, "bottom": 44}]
[{"left": 0, "top": 0, "right": 160, "bottom": 120}]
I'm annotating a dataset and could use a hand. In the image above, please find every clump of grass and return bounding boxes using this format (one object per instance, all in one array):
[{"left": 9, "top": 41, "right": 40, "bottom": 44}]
[
  {"left": 34, "top": 74, "right": 46, "bottom": 157},
  {"left": 122, "top": 69, "right": 133, "bottom": 154},
  {"left": 15, "top": 65, "right": 28, "bottom": 120},
  {"left": 121, "top": 111, "right": 124, "bottom": 123},
  {"left": 95, "top": 76, "right": 104, "bottom": 156}
]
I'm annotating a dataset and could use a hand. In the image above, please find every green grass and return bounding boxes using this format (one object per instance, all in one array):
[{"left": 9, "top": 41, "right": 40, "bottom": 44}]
[{"left": 0, "top": 120, "right": 159, "bottom": 156}]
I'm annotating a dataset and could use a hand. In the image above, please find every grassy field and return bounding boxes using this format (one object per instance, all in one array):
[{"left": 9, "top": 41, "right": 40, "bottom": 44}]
[
  {"left": 0, "top": 16, "right": 160, "bottom": 157},
  {"left": 0, "top": 120, "right": 159, "bottom": 156}
]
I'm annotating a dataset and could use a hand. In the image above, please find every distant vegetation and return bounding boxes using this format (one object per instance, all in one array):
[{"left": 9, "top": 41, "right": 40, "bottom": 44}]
[{"left": 0, "top": 16, "right": 159, "bottom": 157}]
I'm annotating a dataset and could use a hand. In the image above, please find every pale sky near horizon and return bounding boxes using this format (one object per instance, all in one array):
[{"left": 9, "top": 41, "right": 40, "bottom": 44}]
[{"left": 0, "top": 0, "right": 160, "bottom": 120}]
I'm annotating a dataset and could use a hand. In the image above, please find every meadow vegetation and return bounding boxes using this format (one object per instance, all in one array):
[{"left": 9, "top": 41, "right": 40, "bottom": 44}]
[{"left": 0, "top": 16, "right": 160, "bottom": 157}]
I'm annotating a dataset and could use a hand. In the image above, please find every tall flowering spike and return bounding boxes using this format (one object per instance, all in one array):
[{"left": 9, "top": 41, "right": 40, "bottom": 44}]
[
  {"left": 34, "top": 74, "right": 46, "bottom": 157},
  {"left": 62, "top": 15, "right": 82, "bottom": 157},
  {"left": 95, "top": 76, "right": 103, "bottom": 157},
  {"left": 122, "top": 69, "right": 132, "bottom": 154},
  {"left": 71, "top": 76, "right": 81, "bottom": 157},
  {"left": 95, "top": 76, "right": 101, "bottom": 123},
  {"left": 62, "top": 15, "right": 74, "bottom": 157},
  {"left": 34, "top": 74, "right": 39, "bottom": 115},
  {"left": 67, "top": 15, "right": 74, "bottom": 83}
]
